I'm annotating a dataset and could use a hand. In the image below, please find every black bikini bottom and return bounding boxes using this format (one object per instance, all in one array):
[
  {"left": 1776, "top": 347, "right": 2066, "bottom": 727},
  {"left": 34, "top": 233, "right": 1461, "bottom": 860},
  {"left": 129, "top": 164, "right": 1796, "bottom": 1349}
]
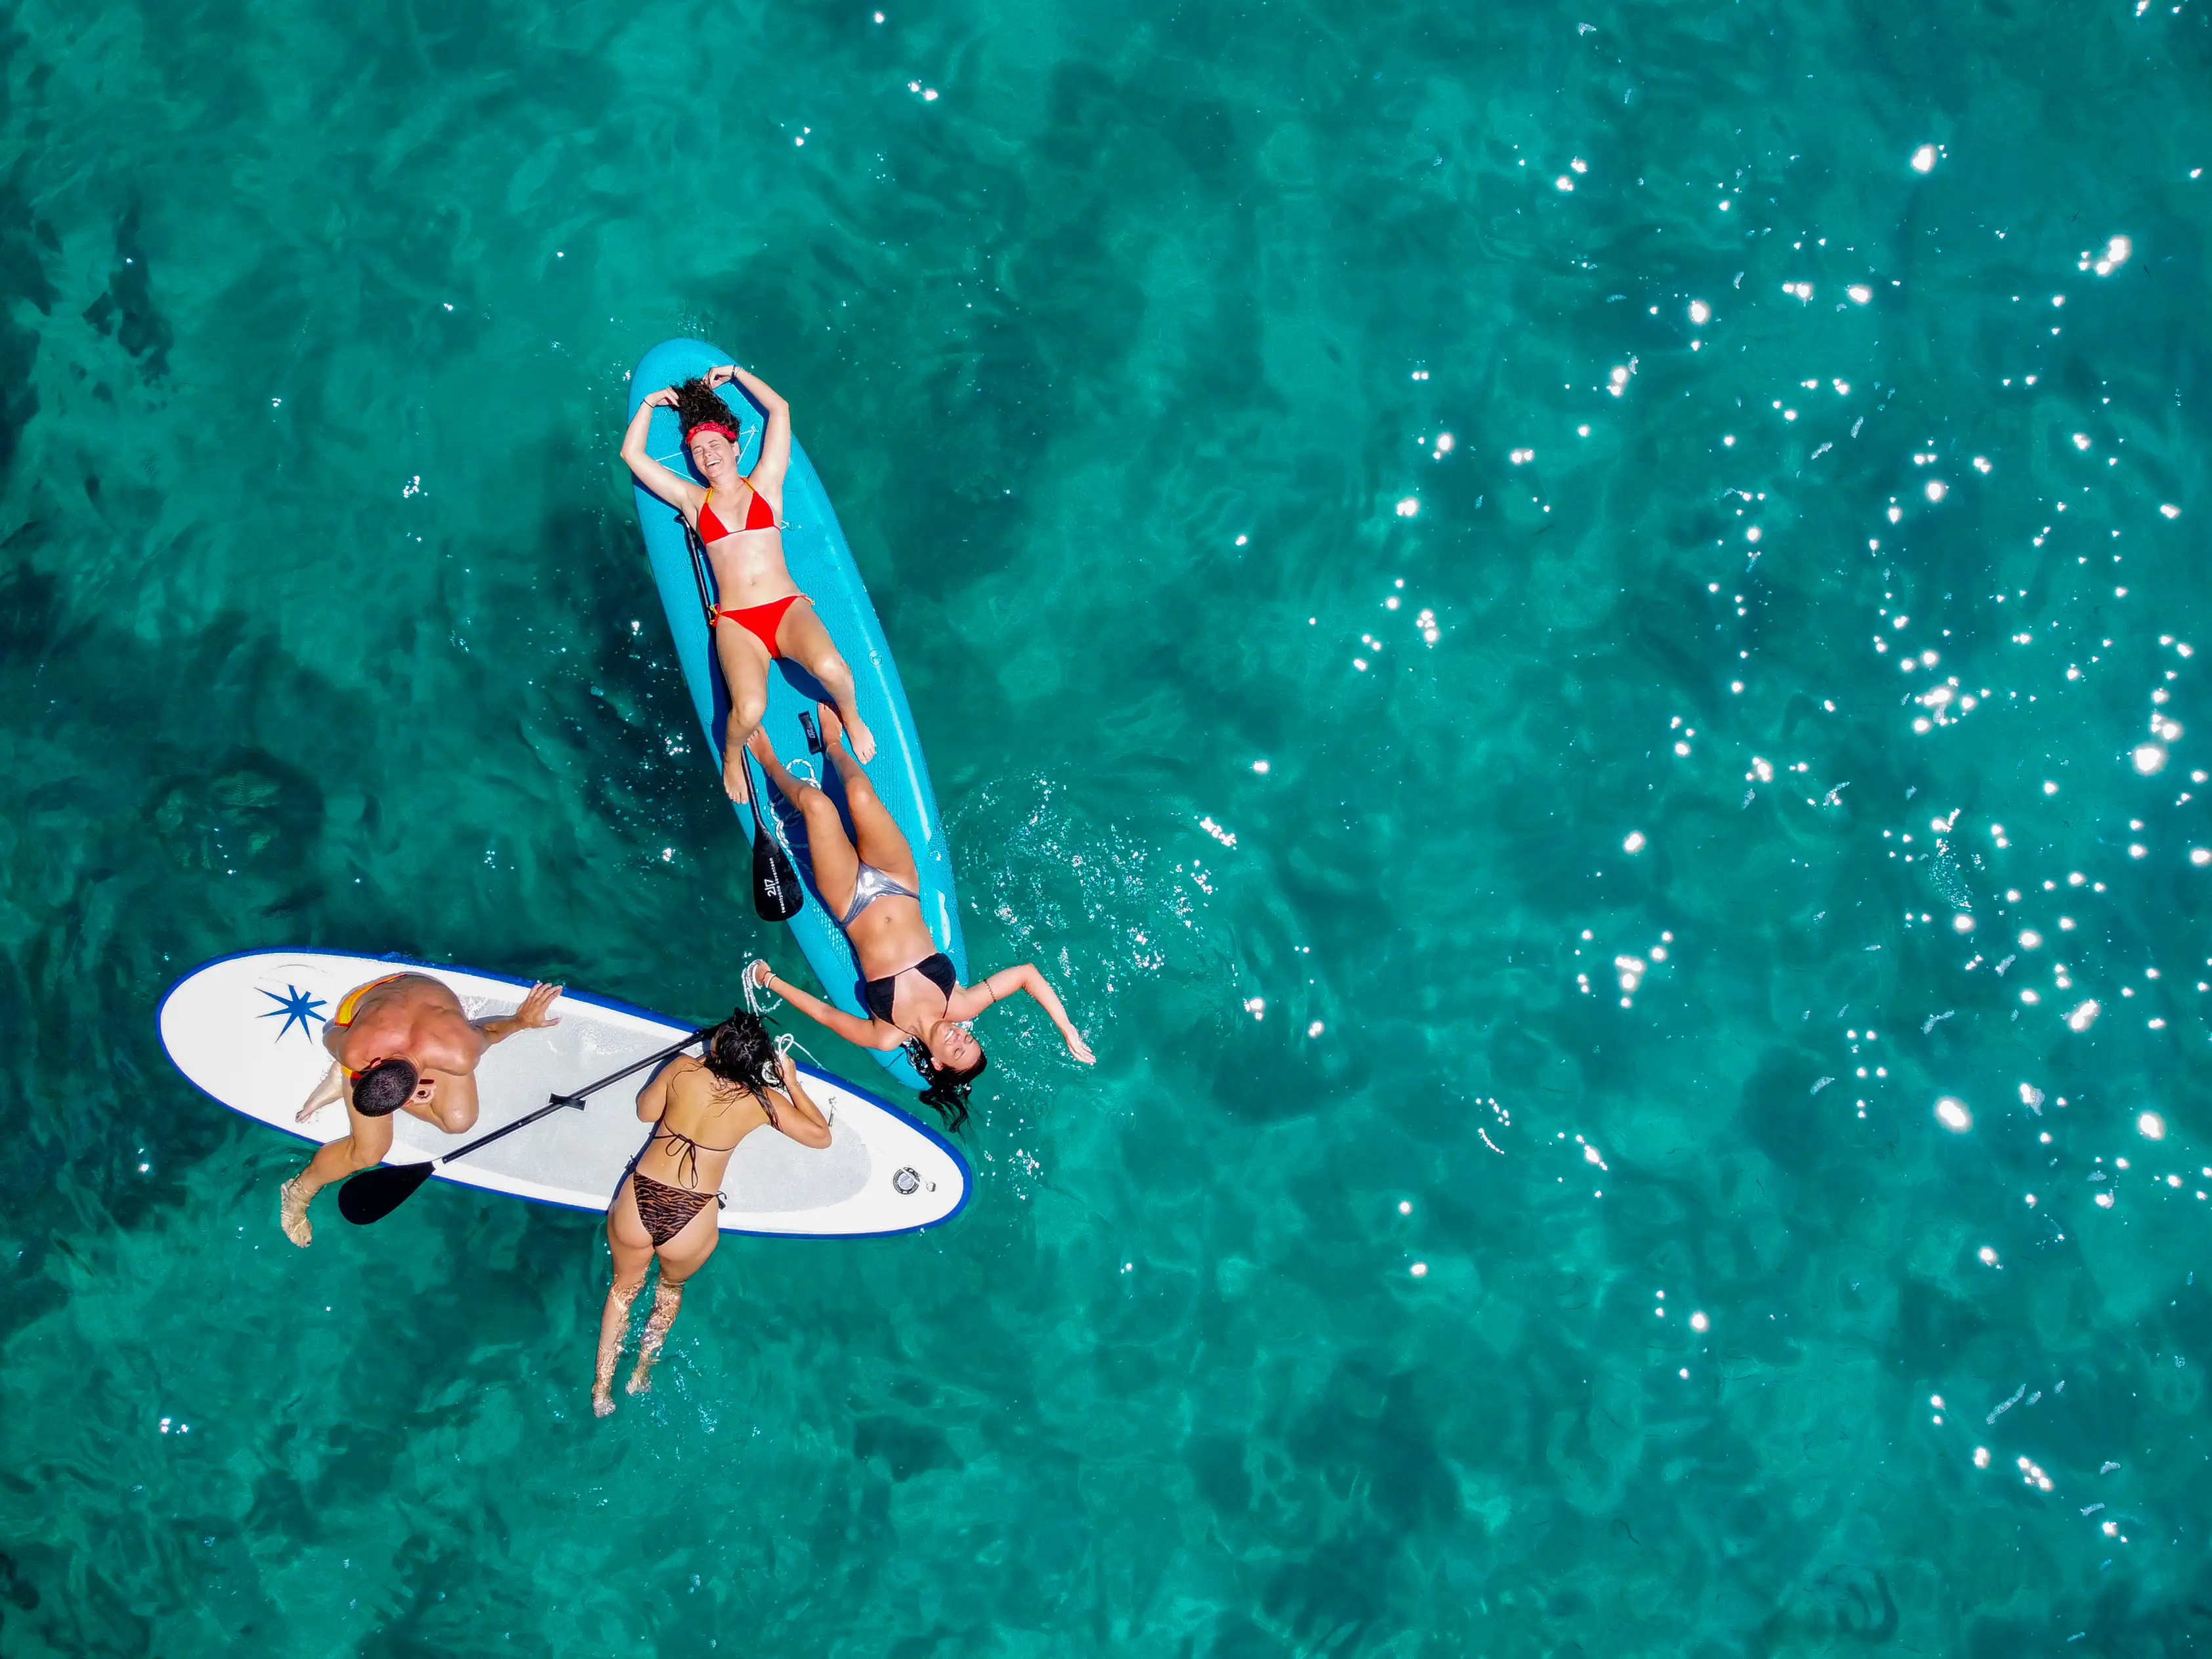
[{"left": 632, "top": 1170, "right": 719, "bottom": 1247}]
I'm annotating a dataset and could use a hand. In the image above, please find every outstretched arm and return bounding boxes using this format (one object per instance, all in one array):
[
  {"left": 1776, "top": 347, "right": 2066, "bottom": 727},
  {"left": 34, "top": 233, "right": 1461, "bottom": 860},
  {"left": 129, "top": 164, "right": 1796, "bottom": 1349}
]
[
  {"left": 750, "top": 962, "right": 902, "bottom": 1050},
  {"left": 477, "top": 982, "right": 563, "bottom": 1047},
  {"left": 713, "top": 365, "right": 790, "bottom": 496},
  {"left": 619, "top": 390, "right": 705, "bottom": 513},
  {"left": 950, "top": 965, "right": 1095, "bottom": 1064}
]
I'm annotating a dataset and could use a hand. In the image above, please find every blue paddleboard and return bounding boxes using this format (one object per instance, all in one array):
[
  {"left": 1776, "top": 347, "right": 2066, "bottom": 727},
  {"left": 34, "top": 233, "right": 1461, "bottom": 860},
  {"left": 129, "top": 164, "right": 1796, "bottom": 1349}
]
[{"left": 626, "top": 338, "right": 965, "bottom": 1090}]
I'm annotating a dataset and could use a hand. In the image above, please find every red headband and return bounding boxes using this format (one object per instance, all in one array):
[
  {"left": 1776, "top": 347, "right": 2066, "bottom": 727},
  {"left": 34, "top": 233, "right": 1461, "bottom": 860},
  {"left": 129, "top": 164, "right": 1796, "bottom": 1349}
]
[{"left": 684, "top": 420, "right": 738, "bottom": 449}]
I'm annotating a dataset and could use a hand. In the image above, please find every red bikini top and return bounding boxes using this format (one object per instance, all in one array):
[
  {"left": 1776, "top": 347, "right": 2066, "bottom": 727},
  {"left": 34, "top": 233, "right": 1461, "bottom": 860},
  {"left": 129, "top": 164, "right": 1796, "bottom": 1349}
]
[{"left": 698, "top": 482, "right": 776, "bottom": 542}]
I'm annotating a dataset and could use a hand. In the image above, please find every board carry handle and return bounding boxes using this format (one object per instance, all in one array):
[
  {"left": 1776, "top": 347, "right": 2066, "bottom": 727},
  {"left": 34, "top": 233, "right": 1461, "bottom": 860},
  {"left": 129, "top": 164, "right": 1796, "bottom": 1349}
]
[{"left": 338, "top": 1026, "right": 713, "bottom": 1226}]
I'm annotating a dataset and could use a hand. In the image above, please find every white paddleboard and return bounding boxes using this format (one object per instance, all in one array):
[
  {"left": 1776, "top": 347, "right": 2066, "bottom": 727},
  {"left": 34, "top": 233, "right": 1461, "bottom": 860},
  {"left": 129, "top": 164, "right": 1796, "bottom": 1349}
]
[{"left": 158, "top": 949, "right": 969, "bottom": 1237}]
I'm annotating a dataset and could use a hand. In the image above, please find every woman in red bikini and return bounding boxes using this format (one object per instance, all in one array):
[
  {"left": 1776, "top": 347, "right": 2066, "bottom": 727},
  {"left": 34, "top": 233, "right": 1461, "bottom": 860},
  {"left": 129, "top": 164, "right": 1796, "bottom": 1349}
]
[{"left": 619, "top": 365, "right": 876, "bottom": 802}]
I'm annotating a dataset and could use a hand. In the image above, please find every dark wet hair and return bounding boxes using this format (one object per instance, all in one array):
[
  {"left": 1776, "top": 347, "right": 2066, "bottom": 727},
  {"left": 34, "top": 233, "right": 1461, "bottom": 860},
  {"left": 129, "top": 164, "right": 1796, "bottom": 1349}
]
[
  {"left": 906, "top": 1040, "right": 986, "bottom": 1134},
  {"left": 671, "top": 378, "right": 740, "bottom": 449},
  {"left": 353, "top": 1058, "right": 419, "bottom": 1117},
  {"left": 701, "top": 1008, "right": 782, "bottom": 1124}
]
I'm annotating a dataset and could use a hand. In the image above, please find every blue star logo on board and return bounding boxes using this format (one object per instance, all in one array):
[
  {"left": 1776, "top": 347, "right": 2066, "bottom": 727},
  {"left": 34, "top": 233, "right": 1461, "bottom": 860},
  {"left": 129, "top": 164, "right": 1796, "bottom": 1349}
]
[{"left": 257, "top": 984, "right": 326, "bottom": 1044}]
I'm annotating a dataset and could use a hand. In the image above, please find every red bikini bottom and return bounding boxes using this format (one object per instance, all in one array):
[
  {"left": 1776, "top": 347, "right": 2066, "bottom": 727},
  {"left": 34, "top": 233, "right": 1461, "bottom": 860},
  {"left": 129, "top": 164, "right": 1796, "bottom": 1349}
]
[{"left": 711, "top": 593, "right": 805, "bottom": 659}]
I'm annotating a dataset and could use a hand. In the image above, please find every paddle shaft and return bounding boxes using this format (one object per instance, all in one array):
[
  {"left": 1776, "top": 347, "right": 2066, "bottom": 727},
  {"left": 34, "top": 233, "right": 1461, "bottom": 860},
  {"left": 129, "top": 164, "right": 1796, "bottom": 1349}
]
[
  {"left": 680, "top": 508, "right": 720, "bottom": 638},
  {"left": 422, "top": 1027, "right": 709, "bottom": 1172}
]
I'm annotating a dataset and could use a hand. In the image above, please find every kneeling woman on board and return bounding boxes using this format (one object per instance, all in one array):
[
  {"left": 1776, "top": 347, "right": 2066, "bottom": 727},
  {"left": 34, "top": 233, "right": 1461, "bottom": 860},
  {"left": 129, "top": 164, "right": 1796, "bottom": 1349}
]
[
  {"left": 619, "top": 365, "right": 877, "bottom": 803},
  {"left": 743, "top": 707, "right": 1095, "bottom": 1132},
  {"left": 595, "top": 1009, "right": 830, "bottom": 1417}
]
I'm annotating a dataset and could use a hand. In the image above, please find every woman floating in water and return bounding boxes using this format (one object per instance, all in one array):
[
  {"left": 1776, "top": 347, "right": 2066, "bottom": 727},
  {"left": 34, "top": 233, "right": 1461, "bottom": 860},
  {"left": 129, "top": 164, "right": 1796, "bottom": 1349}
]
[
  {"left": 745, "top": 707, "right": 1095, "bottom": 1129},
  {"left": 594, "top": 1009, "right": 830, "bottom": 1417},
  {"left": 619, "top": 365, "right": 876, "bottom": 801}
]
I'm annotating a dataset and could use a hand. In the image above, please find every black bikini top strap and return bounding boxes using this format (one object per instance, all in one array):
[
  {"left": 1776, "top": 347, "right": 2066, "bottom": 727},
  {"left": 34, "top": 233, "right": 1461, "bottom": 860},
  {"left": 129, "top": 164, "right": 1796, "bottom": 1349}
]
[
  {"left": 650, "top": 1126, "right": 701, "bottom": 1187},
  {"left": 652, "top": 1126, "right": 734, "bottom": 1186}
]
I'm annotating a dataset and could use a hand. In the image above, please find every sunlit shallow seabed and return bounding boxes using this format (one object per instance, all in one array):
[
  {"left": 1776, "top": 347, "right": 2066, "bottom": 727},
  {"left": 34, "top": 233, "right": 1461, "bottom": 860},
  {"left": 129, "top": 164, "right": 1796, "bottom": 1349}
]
[{"left": 3, "top": 0, "right": 2212, "bottom": 1650}]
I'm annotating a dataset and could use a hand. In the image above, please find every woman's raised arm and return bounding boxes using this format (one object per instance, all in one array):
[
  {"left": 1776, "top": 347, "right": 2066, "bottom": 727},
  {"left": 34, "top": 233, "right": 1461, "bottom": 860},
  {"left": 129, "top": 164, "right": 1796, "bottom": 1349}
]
[
  {"left": 951, "top": 964, "right": 1095, "bottom": 1064},
  {"left": 715, "top": 365, "right": 791, "bottom": 495},
  {"left": 766, "top": 1062, "right": 833, "bottom": 1149},
  {"left": 619, "top": 389, "right": 703, "bottom": 514},
  {"left": 749, "top": 962, "right": 902, "bottom": 1050}
]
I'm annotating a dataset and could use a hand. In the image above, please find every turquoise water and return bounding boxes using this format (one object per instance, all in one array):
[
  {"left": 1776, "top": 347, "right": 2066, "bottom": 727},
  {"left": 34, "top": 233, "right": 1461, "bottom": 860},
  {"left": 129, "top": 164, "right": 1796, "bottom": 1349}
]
[{"left": 5, "top": 0, "right": 2212, "bottom": 1647}]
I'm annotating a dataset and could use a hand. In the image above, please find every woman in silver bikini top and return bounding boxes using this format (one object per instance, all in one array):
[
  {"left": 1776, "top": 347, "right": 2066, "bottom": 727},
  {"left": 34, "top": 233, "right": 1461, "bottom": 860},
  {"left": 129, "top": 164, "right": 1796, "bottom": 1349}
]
[{"left": 838, "top": 863, "right": 960, "bottom": 1021}]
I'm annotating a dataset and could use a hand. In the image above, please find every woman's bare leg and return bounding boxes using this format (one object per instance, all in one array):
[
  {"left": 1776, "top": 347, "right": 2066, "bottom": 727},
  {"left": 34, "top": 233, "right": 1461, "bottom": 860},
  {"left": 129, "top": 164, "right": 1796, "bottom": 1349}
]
[
  {"left": 713, "top": 623, "right": 775, "bottom": 803},
  {"left": 627, "top": 1279, "right": 685, "bottom": 1396},
  {"left": 774, "top": 600, "right": 876, "bottom": 764},
  {"left": 628, "top": 1205, "right": 722, "bottom": 1396},
  {"left": 595, "top": 1180, "right": 656, "bottom": 1417},
  {"left": 746, "top": 728, "right": 860, "bottom": 910},
  {"left": 816, "top": 705, "right": 919, "bottom": 886}
]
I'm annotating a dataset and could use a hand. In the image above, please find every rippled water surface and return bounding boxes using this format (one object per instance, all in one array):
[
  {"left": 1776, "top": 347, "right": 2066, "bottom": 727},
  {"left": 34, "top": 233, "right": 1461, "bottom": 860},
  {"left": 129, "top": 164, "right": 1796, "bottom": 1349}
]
[{"left": 5, "top": 0, "right": 2212, "bottom": 1651}]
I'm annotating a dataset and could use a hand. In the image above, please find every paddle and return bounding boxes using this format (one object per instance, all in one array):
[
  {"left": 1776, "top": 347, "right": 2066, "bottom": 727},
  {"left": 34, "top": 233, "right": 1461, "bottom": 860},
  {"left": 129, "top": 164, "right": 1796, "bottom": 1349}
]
[
  {"left": 744, "top": 749, "right": 805, "bottom": 921},
  {"left": 676, "top": 508, "right": 805, "bottom": 923},
  {"left": 337, "top": 1027, "right": 711, "bottom": 1226}
]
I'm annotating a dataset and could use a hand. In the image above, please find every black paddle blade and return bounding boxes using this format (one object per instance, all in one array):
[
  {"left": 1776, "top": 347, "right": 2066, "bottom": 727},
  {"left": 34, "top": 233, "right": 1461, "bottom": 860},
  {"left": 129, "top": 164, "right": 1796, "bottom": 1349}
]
[
  {"left": 752, "top": 823, "right": 805, "bottom": 921},
  {"left": 743, "top": 747, "right": 805, "bottom": 922},
  {"left": 338, "top": 1161, "right": 436, "bottom": 1225}
]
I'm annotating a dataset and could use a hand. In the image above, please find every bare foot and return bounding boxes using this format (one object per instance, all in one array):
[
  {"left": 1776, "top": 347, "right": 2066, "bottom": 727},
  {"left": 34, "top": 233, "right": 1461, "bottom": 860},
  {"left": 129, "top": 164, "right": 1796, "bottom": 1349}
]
[
  {"left": 280, "top": 1178, "right": 313, "bottom": 1247},
  {"left": 297, "top": 1061, "right": 344, "bottom": 1122},
  {"left": 745, "top": 726, "right": 801, "bottom": 793},
  {"left": 592, "top": 1387, "right": 617, "bottom": 1419},
  {"left": 626, "top": 1365, "right": 655, "bottom": 1398},
  {"left": 722, "top": 741, "right": 751, "bottom": 803},
  {"left": 818, "top": 702, "right": 875, "bottom": 763}
]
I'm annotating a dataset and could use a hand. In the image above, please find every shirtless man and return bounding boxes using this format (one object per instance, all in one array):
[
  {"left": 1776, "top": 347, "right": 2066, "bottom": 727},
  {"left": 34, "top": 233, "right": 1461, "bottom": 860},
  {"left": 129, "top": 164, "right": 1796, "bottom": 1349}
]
[{"left": 278, "top": 972, "right": 563, "bottom": 1246}]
